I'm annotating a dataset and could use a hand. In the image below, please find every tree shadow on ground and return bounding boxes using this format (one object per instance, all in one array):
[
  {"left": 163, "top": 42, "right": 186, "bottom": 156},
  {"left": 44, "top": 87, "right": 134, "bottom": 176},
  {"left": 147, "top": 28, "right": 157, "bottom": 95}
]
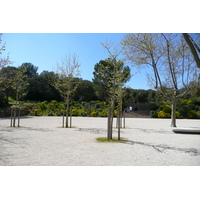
[{"left": 123, "top": 140, "right": 200, "bottom": 156}]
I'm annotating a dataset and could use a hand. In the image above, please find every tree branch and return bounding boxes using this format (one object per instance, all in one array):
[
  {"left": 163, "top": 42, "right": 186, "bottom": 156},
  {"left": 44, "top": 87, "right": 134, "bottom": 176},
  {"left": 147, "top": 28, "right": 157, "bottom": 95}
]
[{"left": 182, "top": 33, "right": 200, "bottom": 69}]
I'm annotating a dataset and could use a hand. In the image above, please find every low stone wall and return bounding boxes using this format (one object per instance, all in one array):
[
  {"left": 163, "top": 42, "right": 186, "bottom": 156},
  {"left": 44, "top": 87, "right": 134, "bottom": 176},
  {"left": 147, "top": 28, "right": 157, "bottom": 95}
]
[
  {"left": 0, "top": 108, "right": 11, "bottom": 117},
  {"left": 0, "top": 108, "right": 29, "bottom": 117}
]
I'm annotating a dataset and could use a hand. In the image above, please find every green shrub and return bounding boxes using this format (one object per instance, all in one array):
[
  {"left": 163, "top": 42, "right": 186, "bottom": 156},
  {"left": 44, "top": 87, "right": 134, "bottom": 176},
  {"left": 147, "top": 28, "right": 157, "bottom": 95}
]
[
  {"left": 101, "top": 109, "right": 108, "bottom": 117},
  {"left": 158, "top": 111, "right": 171, "bottom": 118},
  {"left": 34, "top": 109, "right": 40, "bottom": 116},
  {"left": 196, "top": 111, "right": 200, "bottom": 118},
  {"left": 178, "top": 105, "right": 188, "bottom": 118},
  {"left": 77, "top": 109, "right": 85, "bottom": 116},
  {"left": 48, "top": 111, "right": 53, "bottom": 116},
  {"left": 114, "top": 110, "right": 118, "bottom": 117},
  {"left": 150, "top": 110, "right": 158, "bottom": 118},
  {"left": 163, "top": 105, "right": 172, "bottom": 113},
  {"left": 176, "top": 111, "right": 180, "bottom": 118},
  {"left": 72, "top": 109, "right": 78, "bottom": 116},
  {"left": 188, "top": 110, "right": 200, "bottom": 119},
  {"left": 38, "top": 102, "right": 47, "bottom": 113},
  {"left": 191, "top": 97, "right": 200, "bottom": 106},
  {"left": 91, "top": 111, "right": 97, "bottom": 117}
]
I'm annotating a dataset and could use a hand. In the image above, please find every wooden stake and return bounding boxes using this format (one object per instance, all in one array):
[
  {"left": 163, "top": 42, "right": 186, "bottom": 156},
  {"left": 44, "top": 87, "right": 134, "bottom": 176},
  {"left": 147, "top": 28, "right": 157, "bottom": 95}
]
[
  {"left": 123, "top": 110, "right": 125, "bottom": 128},
  {"left": 10, "top": 108, "right": 13, "bottom": 127},
  {"left": 18, "top": 108, "right": 20, "bottom": 127},
  {"left": 13, "top": 108, "right": 16, "bottom": 127},
  {"left": 65, "top": 110, "right": 68, "bottom": 128},
  {"left": 62, "top": 112, "right": 64, "bottom": 128},
  {"left": 70, "top": 108, "right": 72, "bottom": 128}
]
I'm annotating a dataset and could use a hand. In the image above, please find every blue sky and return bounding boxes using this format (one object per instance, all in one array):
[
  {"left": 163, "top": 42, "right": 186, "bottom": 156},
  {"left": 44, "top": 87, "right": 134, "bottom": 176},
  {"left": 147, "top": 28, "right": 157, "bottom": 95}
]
[{"left": 1, "top": 33, "right": 151, "bottom": 90}]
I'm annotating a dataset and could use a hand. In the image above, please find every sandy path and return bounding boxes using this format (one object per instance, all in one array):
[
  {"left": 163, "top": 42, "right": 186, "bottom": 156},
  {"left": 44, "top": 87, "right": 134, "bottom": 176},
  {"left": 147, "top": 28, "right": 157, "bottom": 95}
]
[{"left": 0, "top": 116, "right": 200, "bottom": 166}]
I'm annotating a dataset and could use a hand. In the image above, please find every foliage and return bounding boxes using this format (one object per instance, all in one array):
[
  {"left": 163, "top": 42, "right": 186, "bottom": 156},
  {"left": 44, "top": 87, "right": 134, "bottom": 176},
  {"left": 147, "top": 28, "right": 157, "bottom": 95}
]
[
  {"left": 151, "top": 98, "right": 199, "bottom": 119},
  {"left": 93, "top": 58, "right": 131, "bottom": 101},
  {"left": 27, "top": 100, "right": 112, "bottom": 117},
  {"left": 25, "top": 70, "right": 62, "bottom": 101},
  {"left": 158, "top": 111, "right": 171, "bottom": 118},
  {"left": 177, "top": 98, "right": 200, "bottom": 119},
  {"left": 163, "top": 105, "right": 172, "bottom": 113}
]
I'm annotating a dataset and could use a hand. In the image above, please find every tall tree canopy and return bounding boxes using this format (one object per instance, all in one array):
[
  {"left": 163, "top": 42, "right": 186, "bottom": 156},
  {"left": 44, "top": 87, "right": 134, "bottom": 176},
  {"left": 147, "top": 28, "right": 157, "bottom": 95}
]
[{"left": 93, "top": 58, "right": 131, "bottom": 101}]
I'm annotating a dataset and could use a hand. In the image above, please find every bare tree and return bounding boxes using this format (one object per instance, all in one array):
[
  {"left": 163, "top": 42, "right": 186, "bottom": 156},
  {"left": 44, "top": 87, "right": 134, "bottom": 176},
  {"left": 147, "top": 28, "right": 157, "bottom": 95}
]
[
  {"left": 0, "top": 34, "right": 12, "bottom": 69},
  {"left": 122, "top": 33, "right": 199, "bottom": 127},
  {"left": 11, "top": 67, "right": 29, "bottom": 127},
  {"left": 52, "top": 52, "right": 81, "bottom": 128}
]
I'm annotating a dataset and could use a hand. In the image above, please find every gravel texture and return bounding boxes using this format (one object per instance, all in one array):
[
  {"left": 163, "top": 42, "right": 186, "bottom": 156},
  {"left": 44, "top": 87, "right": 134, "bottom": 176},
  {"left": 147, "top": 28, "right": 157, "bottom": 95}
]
[{"left": 0, "top": 116, "right": 200, "bottom": 166}]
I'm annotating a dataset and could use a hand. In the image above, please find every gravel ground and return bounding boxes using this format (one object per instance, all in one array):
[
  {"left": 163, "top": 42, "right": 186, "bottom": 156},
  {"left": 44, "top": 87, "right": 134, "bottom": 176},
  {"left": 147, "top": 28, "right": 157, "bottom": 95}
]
[{"left": 0, "top": 116, "right": 200, "bottom": 166}]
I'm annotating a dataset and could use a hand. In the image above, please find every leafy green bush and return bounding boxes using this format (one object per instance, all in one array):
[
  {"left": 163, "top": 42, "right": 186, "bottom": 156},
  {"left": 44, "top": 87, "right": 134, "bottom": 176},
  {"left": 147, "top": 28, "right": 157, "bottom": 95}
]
[
  {"left": 177, "top": 98, "right": 200, "bottom": 119},
  {"left": 187, "top": 110, "right": 200, "bottom": 119},
  {"left": 158, "top": 111, "right": 171, "bottom": 118},
  {"left": 34, "top": 109, "right": 40, "bottom": 116},
  {"left": 163, "top": 105, "right": 172, "bottom": 113},
  {"left": 72, "top": 109, "right": 78, "bottom": 116},
  {"left": 150, "top": 110, "right": 158, "bottom": 118},
  {"left": 101, "top": 109, "right": 108, "bottom": 117},
  {"left": 37, "top": 102, "right": 47, "bottom": 115},
  {"left": 91, "top": 111, "right": 97, "bottom": 117},
  {"left": 176, "top": 111, "right": 180, "bottom": 118}
]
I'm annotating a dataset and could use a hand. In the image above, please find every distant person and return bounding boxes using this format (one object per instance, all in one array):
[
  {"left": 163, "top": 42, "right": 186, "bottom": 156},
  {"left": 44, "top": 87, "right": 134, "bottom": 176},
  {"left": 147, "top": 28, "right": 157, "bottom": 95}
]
[{"left": 129, "top": 106, "right": 133, "bottom": 112}]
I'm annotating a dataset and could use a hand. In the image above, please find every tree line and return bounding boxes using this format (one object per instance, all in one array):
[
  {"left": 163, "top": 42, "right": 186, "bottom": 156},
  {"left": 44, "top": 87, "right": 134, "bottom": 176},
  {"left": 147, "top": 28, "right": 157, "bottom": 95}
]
[{"left": 0, "top": 62, "right": 160, "bottom": 106}]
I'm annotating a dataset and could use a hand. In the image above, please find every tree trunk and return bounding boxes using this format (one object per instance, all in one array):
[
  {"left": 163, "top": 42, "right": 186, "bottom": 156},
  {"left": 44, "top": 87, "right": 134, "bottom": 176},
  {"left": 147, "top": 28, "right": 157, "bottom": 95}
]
[
  {"left": 107, "top": 108, "right": 111, "bottom": 140},
  {"left": 117, "top": 110, "right": 120, "bottom": 140},
  {"left": 10, "top": 108, "right": 13, "bottom": 127},
  {"left": 110, "top": 109, "right": 113, "bottom": 140},
  {"left": 171, "top": 98, "right": 177, "bottom": 127},
  {"left": 65, "top": 109, "right": 68, "bottom": 128},
  {"left": 13, "top": 108, "right": 16, "bottom": 127},
  {"left": 70, "top": 108, "right": 72, "bottom": 128},
  {"left": 62, "top": 112, "right": 64, "bottom": 128}
]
